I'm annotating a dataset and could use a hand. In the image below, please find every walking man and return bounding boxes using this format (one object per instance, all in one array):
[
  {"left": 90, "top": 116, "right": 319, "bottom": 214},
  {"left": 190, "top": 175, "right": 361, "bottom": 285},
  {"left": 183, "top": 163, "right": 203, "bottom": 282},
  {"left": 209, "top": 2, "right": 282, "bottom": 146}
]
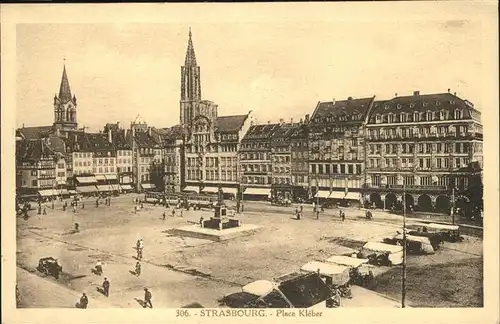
[
  {"left": 171, "top": 208, "right": 176, "bottom": 217},
  {"left": 341, "top": 210, "right": 345, "bottom": 222},
  {"left": 102, "top": 278, "right": 110, "bottom": 297},
  {"left": 43, "top": 207, "right": 47, "bottom": 215},
  {"left": 144, "top": 288, "right": 153, "bottom": 308},
  {"left": 135, "top": 262, "right": 141, "bottom": 277},
  {"left": 316, "top": 209, "right": 320, "bottom": 220},
  {"left": 162, "top": 212, "right": 166, "bottom": 220},
  {"left": 79, "top": 292, "right": 88, "bottom": 309},
  {"left": 179, "top": 209, "right": 183, "bottom": 217}
]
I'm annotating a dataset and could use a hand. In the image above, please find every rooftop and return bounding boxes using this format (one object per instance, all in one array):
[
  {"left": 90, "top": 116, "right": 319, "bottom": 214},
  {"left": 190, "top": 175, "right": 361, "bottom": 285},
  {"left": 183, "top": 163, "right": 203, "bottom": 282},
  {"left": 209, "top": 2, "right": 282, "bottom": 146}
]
[
  {"left": 215, "top": 114, "right": 249, "bottom": 133},
  {"left": 311, "top": 97, "right": 375, "bottom": 124}
]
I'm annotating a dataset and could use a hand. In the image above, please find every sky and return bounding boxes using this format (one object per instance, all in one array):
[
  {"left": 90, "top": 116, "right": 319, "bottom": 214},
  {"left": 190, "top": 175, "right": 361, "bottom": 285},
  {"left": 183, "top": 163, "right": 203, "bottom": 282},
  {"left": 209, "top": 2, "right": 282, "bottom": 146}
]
[{"left": 14, "top": 4, "right": 496, "bottom": 132}]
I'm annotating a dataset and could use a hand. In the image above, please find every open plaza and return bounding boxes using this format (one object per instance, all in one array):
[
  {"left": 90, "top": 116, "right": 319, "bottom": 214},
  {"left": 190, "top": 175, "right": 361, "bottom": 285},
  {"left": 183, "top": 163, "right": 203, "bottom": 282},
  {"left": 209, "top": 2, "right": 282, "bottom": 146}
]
[{"left": 16, "top": 193, "right": 483, "bottom": 308}]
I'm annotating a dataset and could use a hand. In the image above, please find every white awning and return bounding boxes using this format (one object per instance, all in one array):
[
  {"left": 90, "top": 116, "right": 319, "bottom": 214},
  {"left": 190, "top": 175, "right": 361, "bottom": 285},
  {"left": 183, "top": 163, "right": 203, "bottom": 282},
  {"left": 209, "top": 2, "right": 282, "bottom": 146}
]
[
  {"left": 76, "top": 185, "right": 98, "bottom": 193},
  {"left": 314, "top": 190, "right": 330, "bottom": 198},
  {"left": 96, "top": 185, "right": 113, "bottom": 192},
  {"left": 183, "top": 186, "right": 199, "bottom": 193},
  {"left": 141, "top": 183, "right": 156, "bottom": 190},
  {"left": 57, "top": 189, "right": 70, "bottom": 195},
  {"left": 328, "top": 191, "right": 346, "bottom": 199},
  {"left": 68, "top": 190, "right": 78, "bottom": 195},
  {"left": 96, "top": 174, "right": 118, "bottom": 181},
  {"left": 76, "top": 176, "right": 97, "bottom": 184},
  {"left": 344, "top": 192, "right": 362, "bottom": 200},
  {"left": 244, "top": 188, "right": 271, "bottom": 196},
  {"left": 222, "top": 187, "right": 238, "bottom": 195},
  {"left": 38, "top": 189, "right": 56, "bottom": 197},
  {"left": 121, "top": 176, "right": 132, "bottom": 184},
  {"left": 201, "top": 187, "right": 219, "bottom": 194},
  {"left": 120, "top": 184, "right": 134, "bottom": 191}
]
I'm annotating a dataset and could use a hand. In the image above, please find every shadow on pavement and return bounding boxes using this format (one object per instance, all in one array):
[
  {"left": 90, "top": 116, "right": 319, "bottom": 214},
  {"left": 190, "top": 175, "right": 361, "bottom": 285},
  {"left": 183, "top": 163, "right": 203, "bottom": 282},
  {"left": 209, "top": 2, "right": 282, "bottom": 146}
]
[{"left": 134, "top": 298, "right": 145, "bottom": 307}]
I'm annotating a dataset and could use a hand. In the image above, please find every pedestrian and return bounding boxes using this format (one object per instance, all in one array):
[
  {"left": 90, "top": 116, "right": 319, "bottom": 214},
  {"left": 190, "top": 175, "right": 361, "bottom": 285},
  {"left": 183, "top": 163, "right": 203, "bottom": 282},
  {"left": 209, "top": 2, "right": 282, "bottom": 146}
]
[
  {"left": 95, "top": 260, "right": 103, "bottom": 275},
  {"left": 135, "top": 262, "right": 141, "bottom": 277},
  {"left": 81, "top": 202, "right": 85, "bottom": 209},
  {"left": 295, "top": 207, "right": 299, "bottom": 218},
  {"left": 140, "top": 202, "right": 144, "bottom": 209},
  {"left": 63, "top": 204, "right": 66, "bottom": 211},
  {"left": 320, "top": 205, "right": 325, "bottom": 213},
  {"left": 102, "top": 278, "right": 110, "bottom": 297},
  {"left": 74, "top": 222, "right": 80, "bottom": 233},
  {"left": 300, "top": 205, "right": 303, "bottom": 214},
  {"left": 341, "top": 210, "right": 345, "bottom": 222},
  {"left": 43, "top": 207, "right": 47, "bottom": 215},
  {"left": 200, "top": 216, "right": 204, "bottom": 226},
  {"left": 316, "top": 209, "right": 320, "bottom": 220},
  {"left": 171, "top": 208, "right": 175, "bottom": 217},
  {"left": 179, "top": 209, "right": 183, "bottom": 217},
  {"left": 241, "top": 202, "right": 244, "bottom": 212},
  {"left": 38, "top": 206, "right": 41, "bottom": 215},
  {"left": 312, "top": 201, "right": 316, "bottom": 212},
  {"left": 144, "top": 288, "right": 153, "bottom": 308},
  {"left": 79, "top": 292, "right": 88, "bottom": 309},
  {"left": 96, "top": 199, "right": 99, "bottom": 208},
  {"left": 162, "top": 212, "right": 166, "bottom": 220}
]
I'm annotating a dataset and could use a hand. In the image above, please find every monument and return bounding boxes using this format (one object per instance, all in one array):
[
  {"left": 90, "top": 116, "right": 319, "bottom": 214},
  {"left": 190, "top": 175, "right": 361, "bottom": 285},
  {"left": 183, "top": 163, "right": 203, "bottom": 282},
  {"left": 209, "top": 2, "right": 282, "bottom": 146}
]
[{"left": 170, "top": 186, "right": 261, "bottom": 241}]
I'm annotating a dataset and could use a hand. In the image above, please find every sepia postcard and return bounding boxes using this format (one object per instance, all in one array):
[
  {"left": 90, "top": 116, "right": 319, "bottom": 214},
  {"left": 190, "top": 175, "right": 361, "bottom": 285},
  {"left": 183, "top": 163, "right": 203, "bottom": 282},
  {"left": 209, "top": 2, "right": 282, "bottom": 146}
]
[{"left": 1, "top": 2, "right": 498, "bottom": 324}]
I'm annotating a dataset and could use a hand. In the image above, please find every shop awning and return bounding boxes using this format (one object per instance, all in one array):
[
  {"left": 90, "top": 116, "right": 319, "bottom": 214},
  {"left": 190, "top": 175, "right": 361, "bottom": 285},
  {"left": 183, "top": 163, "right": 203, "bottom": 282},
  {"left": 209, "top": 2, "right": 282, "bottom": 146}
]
[
  {"left": 314, "top": 190, "right": 331, "bottom": 198},
  {"left": 244, "top": 188, "right": 271, "bottom": 196},
  {"left": 328, "top": 191, "right": 346, "bottom": 199},
  {"left": 96, "top": 185, "right": 113, "bottom": 192},
  {"left": 183, "top": 186, "right": 199, "bottom": 193},
  {"left": 222, "top": 187, "right": 238, "bottom": 195},
  {"left": 202, "top": 187, "right": 219, "bottom": 194},
  {"left": 121, "top": 176, "right": 132, "bottom": 184},
  {"left": 76, "top": 176, "right": 97, "bottom": 184},
  {"left": 120, "top": 184, "right": 134, "bottom": 191},
  {"left": 96, "top": 174, "right": 118, "bottom": 181},
  {"left": 141, "top": 183, "right": 156, "bottom": 190},
  {"left": 76, "top": 186, "right": 98, "bottom": 193},
  {"left": 38, "top": 189, "right": 57, "bottom": 197},
  {"left": 344, "top": 192, "right": 362, "bottom": 200},
  {"left": 57, "top": 189, "right": 70, "bottom": 196},
  {"left": 68, "top": 190, "right": 78, "bottom": 195}
]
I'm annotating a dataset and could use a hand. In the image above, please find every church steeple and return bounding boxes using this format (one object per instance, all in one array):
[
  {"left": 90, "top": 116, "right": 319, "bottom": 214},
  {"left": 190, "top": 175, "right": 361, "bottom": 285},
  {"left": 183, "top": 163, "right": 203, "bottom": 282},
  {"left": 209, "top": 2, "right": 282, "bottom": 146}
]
[
  {"left": 58, "top": 64, "right": 73, "bottom": 103},
  {"left": 180, "top": 28, "right": 202, "bottom": 125},
  {"left": 184, "top": 27, "right": 197, "bottom": 66},
  {"left": 53, "top": 62, "right": 78, "bottom": 130}
]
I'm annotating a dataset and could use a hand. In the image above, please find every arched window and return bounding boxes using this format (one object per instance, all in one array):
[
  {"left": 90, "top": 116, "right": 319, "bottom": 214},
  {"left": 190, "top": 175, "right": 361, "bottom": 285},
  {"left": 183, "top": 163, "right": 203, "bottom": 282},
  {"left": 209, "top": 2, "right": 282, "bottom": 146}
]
[
  {"left": 401, "top": 113, "right": 407, "bottom": 122},
  {"left": 375, "top": 114, "right": 381, "bottom": 124},
  {"left": 427, "top": 111, "right": 433, "bottom": 121},
  {"left": 388, "top": 113, "right": 393, "bottom": 123},
  {"left": 454, "top": 109, "right": 462, "bottom": 119},
  {"left": 413, "top": 112, "right": 419, "bottom": 122}
]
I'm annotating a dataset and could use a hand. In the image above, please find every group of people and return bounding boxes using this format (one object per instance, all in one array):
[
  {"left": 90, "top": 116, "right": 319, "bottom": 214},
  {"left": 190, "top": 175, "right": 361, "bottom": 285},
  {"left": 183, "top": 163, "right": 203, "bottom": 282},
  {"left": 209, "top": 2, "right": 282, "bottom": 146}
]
[{"left": 78, "top": 239, "right": 152, "bottom": 309}]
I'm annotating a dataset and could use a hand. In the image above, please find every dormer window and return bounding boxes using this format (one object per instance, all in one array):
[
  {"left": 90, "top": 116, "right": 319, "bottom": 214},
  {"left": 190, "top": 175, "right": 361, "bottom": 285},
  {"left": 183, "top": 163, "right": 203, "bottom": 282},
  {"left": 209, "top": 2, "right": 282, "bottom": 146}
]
[
  {"left": 382, "top": 114, "right": 389, "bottom": 123},
  {"left": 427, "top": 111, "right": 433, "bottom": 121},
  {"left": 375, "top": 115, "right": 381, "bottom": 124},
  {"left": 413, "top": 112, "right": 420, "bottom": 122},
  {"left": 455, "top": 109, "right": 463, "bottom": 119},
  {"left": 400, "top": 113, "right": 407, "bottom": 122},
  {"left": 409, "top": 103, "right": 415, "bottom": 108},
  {"left": 423, "top": 102, "right": 428, "bottom": 107},
  {"left": 384, "top": 105, "right": 389, "bottom": 110},
  {"left": 436, "top": 100, "right": 441, "bottom": 106},
  {"left": 450, "top": 100, "right": 456, "bottom": 104},
  {"left": 397, "top": 104, "right": 402, "bottom": 109}
]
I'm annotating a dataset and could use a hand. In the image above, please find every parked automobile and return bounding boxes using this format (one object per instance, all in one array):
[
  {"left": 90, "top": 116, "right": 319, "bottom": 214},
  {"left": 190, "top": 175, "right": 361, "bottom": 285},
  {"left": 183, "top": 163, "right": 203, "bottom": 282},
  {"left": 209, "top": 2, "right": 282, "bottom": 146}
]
[
  {"left": 324, "top": 255, "right": 374, "bottom": 287},
  {"left": 37, "top": 257, "right": 62, "bottom": 279},
  {"left": 359, "top": 242, "right": 403, "bottom": 266}
]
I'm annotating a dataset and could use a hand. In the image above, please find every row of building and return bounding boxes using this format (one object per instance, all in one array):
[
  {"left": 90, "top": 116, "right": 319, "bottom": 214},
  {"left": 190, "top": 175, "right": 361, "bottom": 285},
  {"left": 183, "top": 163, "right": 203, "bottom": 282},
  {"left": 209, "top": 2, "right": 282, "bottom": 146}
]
[{"left": 16, "top": 29, "right": 483, "bottom": 214}]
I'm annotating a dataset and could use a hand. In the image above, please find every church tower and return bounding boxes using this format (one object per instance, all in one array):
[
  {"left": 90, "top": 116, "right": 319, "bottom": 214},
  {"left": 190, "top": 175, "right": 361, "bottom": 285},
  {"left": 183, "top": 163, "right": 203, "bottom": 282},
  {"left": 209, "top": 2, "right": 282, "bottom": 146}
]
[
  {"left": 53, "top": 64, "right": 78, "bottom": 130},
  {"left": 180, "top": 28, "right": 202, "bottom": 125}
]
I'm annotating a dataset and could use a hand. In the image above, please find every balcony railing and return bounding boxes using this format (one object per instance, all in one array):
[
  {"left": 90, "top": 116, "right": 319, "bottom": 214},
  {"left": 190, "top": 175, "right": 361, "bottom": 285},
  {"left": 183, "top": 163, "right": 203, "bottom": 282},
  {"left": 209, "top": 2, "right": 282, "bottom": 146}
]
[{"left": 366, "top": 184, "right": 447, "bottom": 191}]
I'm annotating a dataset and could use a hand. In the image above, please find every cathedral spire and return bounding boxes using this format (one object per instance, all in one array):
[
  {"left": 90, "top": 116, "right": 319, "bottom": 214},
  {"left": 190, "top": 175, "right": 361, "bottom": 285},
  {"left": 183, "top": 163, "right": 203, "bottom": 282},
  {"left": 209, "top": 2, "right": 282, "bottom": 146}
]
[
  {"left": 58, "top": 64, "right": 72, "bottom": 103},
  {"left": 184, "top": 27, "right": 197, "bottom": 66}
]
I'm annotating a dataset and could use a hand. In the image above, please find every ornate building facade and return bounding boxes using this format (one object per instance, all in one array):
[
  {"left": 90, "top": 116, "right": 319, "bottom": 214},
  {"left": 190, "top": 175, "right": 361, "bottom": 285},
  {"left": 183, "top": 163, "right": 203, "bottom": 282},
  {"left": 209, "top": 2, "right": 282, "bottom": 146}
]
[
  {"left": 307, "top": 97, "right": 374, "bottom": 205},
  {"left": 364, "top": 90, "right": 483, "bottom": 213}
]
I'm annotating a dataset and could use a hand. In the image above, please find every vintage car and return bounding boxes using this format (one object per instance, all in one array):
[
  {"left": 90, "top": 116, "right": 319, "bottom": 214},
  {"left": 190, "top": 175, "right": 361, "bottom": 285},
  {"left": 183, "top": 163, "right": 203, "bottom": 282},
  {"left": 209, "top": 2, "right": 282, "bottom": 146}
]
[
  {"left": 359, "top": 242, "right": 403, "bottom": 266},
  {"left": 184, "top": 195, "right": 217, "bottom": 210},
  {"left": 423, "top": 223, "right": 464, "bottom": 242},
  {"left": 300, "top": 261, "right": 352, "bottom": 299},
  {"left": 383, "top": 233, "right": 436, "bottom": 254},
  {"left": 37, "top": 257, "right": 62, "bottom": 279},
  {"left": 218, "top": 272, "right": 338, "bottom": 308},
  {"left": 324, "top": 255, "right": 374, "bottom": 286}
]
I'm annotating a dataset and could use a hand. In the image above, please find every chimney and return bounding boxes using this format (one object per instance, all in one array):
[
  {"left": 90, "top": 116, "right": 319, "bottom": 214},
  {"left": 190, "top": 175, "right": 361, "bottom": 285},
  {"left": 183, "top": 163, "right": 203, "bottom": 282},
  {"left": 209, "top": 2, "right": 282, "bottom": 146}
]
[
  {"left": 279, "top": 118, "right": 284, "bottom": 125},
  {"left": 305, "top": 114, "right": 310, "bottom": 123},
  {"left": 348, "top": 96, "right": 353, "bottom": 100},
  {"left": 413, "top": 91, "right": 420, "bottom": 96},
  {"left": 290, "top": 117, "right": 294, "bottom": 124},
  {"left": 332, "top": 98, "right": 336, "bottom": 105},
  {"left": 395, "top": 93, "right": 398, "bottom": 97},
  {"left": 108, "top": 129, "right": 112, "bottom": 143},
  {"left": 454, "top": 92, "right": 457, "bottom": 96},
  {"left": 22, "top": 123, "right": 25, "bottom": 128},
  {"left": 447, "top": 88, "right": 451, "bottom": 93},
  {"left": 267, "top": 121, "right": 270, "bottom": 125},
  {"left": 300, "top": 118, "right": 303, "bottom": 124},
  {"left": 117, "top": 121, "right": 120, "bottom": 129}
]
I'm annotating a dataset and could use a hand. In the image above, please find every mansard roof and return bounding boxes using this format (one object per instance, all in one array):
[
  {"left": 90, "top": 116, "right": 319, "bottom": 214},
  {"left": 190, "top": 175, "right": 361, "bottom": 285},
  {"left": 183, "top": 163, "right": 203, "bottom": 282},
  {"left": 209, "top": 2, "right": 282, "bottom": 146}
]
[
  {"left": 310, "top": 97, "right": 375, "bottom": 124},
  {"left": 134, "top": 131, "right": 160, "bottom": 148},
  {"left": 242, "top": 123, "right": 281, "bottom": 141},
  {"left": 368, "top": 92, "right": 480, "bottom": 123}
]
